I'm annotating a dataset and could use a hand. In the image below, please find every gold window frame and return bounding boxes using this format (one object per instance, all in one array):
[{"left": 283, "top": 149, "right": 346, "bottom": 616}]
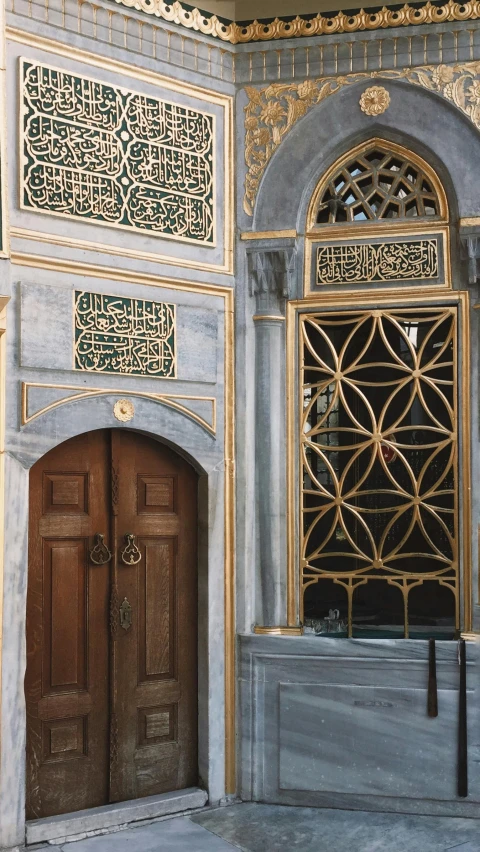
[{"left": 286, "top": 289, "right": 472, "bottom": 634}]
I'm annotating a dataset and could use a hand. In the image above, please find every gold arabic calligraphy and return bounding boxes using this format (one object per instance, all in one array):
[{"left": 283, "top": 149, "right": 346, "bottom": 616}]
[
  {"left": 23, "top": 61, "right": 215, "bottom": 244},
  {"left": 316, "top": 239, "right": 439, "bottom": 285},
  {"left": 75, "top": 291, "right": 176, "bottom": 377}
]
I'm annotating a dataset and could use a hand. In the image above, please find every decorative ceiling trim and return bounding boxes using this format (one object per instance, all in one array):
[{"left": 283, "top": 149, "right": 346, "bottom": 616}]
[
  {"left": 244, "top": 62, "right": 480, "bottom": 215},
  {"left": 112, "top": 0, "right": 480, "bottom": 44}
]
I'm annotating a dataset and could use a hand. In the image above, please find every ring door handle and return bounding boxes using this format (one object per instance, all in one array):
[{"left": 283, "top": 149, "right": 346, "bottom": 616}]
[
  {"left": 120, "top": 533, "right": 142, "bottom": 565},
  {"left": 89, "top": 533, "right": 112, "bottom": 565}
]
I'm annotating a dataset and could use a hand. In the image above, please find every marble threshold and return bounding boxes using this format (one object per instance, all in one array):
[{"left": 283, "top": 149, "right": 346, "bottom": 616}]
[{"left": 25, "top": 788, "right": 208, "bottom": 845}]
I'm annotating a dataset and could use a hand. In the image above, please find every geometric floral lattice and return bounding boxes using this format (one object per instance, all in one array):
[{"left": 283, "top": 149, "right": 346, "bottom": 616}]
[
  {"left": 22, "top": 60, "right": 214, "bottom": 244},
  {"left": 315, "top": 144, "right": 440, "bottom": 224},
  {"left": 301, "top": 308, "right": 458, "bottom": 638},
  {"left": 75, "top": 291, "right": 175, "bottom": 377}
]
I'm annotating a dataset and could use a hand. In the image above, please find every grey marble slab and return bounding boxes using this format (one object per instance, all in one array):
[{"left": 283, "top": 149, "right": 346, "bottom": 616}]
[
  {"left": 193, "top": 803, "right": 480, "bottom": 852},
  {"left": 38, "top": 815, "right": 241, "bottom": 851}
]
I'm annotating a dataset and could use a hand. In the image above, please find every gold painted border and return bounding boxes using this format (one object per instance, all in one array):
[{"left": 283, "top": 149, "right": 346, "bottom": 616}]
[
  {"left": 241, "top": 230, "right": 297, "bottom": 241},
  {"left": 12, "top": 252, "right": 237, "bottom": 793},
  {"left": 8, "top": 29, "right": 234, "bottom": 275},
  {"left": 22, "top": 382, "right": 216, "bottom": 435},
  {"left": 254, "top": 626, "right": 303, "bottom": 635},
  {"left": 10, "top": 227, "right": 231, "bottom": 276},
  {"left": 0, "top": 0, "right": 8, "bottom": 258},
  {"left": 0, "top": 304, "right": 7, "bottom": 800},
  {"left": 252, "top": 314, "right": 285, "bottom": 321},
  {"left": 110, "top": 0, "right": 480, "bottom": 45},
  {"left": 286, "top": 289, "right": 473, "bottom": 633},
  {"left": 304, "top": 225, "right": 452, "bottom": 297},
  {"left": 71, "top": 290, "right": 178, "bottom": 381}
]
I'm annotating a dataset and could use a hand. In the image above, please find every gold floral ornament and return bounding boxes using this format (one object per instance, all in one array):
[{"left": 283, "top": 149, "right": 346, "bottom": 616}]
[
  {"left": 244, "top": 62, "right": 480, "bottom": 215},
  {"left": 359, "top": 86, "right": 391, "bottom": 115},
  {"left": 113, "top": 399, "right": 135, "bottom": 422}
]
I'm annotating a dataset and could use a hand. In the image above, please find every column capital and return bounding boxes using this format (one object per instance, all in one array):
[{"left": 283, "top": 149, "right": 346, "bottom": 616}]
[
  {"left": 247, "top": 247, "right": 296, "bottom": 309},
  {"left": 460, "top": 229, "right": 480, "bottom": 285}
]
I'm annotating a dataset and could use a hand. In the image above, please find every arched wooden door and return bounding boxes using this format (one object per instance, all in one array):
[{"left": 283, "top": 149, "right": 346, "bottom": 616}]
[{"left": 25, "top": 429, "right": 198, "bottom": 819}]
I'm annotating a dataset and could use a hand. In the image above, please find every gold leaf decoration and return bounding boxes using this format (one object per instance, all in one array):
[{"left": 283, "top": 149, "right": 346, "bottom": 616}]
[
  {"left": 244, "top": 63, "right": 480, "bottom": 215},
  {"left": 359, "top": 86, "right": 391, "bottom": 116},
  {"left": 112, "top": 0, "right": 480, "bottom": 45}
]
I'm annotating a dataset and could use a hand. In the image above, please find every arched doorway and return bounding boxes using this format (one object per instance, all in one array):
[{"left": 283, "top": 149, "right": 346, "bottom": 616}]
[{"left": 25, "top": 429, "right": 198, "bottom": 819}]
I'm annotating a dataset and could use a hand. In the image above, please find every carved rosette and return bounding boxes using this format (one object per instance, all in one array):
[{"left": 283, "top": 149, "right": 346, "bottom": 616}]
[
  {"left": 359, "top": 86, "right": 391, "bottom": 115},
  {"left": 113, "top": 399, "right": 135, "bottom": 422}
]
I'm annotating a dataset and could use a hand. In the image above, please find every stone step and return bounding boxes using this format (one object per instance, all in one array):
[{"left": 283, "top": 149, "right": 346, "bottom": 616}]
[{"left": 26, "top": 787, "right": 208, "bottom": 845}]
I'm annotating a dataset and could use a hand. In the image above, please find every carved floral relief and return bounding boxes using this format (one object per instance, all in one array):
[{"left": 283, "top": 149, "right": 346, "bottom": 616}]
[{"left": 244, "top": 62, "right": 480, "bottom": 215}]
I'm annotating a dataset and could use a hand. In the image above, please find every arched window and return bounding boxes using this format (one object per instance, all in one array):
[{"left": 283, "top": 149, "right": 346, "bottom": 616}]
[{"left": 308, "top": 139, "right": 447, "bottom": 229}]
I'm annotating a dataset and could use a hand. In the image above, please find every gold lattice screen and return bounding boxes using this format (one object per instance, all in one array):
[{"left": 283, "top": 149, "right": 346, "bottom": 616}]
[{"left": 301, "top": 307, "right": 458, "bottom": 638}]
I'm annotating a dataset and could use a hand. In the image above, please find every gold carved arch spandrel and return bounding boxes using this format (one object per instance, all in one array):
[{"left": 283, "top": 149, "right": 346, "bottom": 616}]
[{"left": 244, "top": 63, "right": 480, "bottom": 216}]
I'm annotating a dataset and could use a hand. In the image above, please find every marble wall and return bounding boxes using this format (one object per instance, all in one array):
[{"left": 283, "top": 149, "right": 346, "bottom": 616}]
[{"left": 239, "top": 635, "right": 480, "bottom": 816}]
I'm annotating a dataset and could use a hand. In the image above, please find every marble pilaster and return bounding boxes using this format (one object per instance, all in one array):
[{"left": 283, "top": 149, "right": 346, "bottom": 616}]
[{"left": 247, "top": 248, "right": 296, "bottom": 628}]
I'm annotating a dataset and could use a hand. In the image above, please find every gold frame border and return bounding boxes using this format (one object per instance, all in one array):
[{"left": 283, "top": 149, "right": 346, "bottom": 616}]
[
  {"left": 12, "top": 252, "right": 236, "bottom": 793},
  {"left": 240, "top": 230, "right": 297, "bottom": 241},
  {"left": 22, "top": 382, "right": 216, "bottom": 435},
  {"left": 0, "top": 1, "right": 8, "bottom": 258},
  {"left": 8, "top": 29, "right": 234, "bottom": 276},
  {"left": 286, "top": 288, "right": 472, "bottom": 633},
  {"left": 253, "top": 626, "right": 303, "bottom": 635},
  {"left": 110, "top": 0, "right": 480, "bottom": 45}
]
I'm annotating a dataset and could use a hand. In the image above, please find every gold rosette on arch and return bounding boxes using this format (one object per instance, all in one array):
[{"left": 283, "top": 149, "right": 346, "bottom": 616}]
[{"left": 301, "top": 307, "right": 458, "bottom": 634}]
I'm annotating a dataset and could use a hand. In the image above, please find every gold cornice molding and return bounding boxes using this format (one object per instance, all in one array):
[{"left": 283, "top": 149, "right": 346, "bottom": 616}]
[
  {"left": 111, "top": 0, "right": 480, "bottom": 45},
  {"left": 244, "top": 63, "right": 480, "bottom": 214}
]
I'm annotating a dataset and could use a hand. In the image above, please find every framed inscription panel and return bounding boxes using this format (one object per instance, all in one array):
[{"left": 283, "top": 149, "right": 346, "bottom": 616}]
[
  {"left": 305, "top": 229, "right": 450, "bottom": 295},
  {"left": 21, "top": 59, "right": 215, "bottom": 246}
]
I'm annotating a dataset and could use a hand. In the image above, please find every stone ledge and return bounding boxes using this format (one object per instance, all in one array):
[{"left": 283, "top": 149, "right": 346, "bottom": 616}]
[{"left": 26, "top": 788, "right": 208, "bottom": 845}]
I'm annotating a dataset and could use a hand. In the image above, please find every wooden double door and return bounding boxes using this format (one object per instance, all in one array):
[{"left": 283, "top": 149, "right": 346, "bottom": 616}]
[{"left": 25, "top": 429, "right": 198, "bottom": 819}]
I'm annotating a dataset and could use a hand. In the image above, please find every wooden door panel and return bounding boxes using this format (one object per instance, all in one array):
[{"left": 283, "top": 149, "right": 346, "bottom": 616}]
[
  {"left": 26, "top": 432, "right": 111, "bottom": 819},
  {"left": 42, "top": 539, "right": 87, "bottom": 694},
  {"left": 110, "top": 431, "right": 198, "bottom": 802},
  {"left": 138, "top": 537, "right": 176, "bottom": 682}
]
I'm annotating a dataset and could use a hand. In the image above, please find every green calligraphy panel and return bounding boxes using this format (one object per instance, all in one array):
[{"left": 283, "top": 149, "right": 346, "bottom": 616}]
[
  {"left": 316, "top": 239, "right": 439, "bottom": 285},
  {"left": 22, "top": 60, "right": 215, "bottom": 245},
  {"left": 75, "top": 291, "right": 176, "bottom": 378}
]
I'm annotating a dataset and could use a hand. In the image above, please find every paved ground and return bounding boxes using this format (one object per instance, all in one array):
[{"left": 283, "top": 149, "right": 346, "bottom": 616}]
[{"left": 41, "top": 803, "right": 480, "bottom": 852}]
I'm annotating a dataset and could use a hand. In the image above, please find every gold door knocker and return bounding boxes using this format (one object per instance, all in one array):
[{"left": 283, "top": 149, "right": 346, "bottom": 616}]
[
  {"left": 89, "top": 533, "right": 112, "bottom": 565},
  {"left": 119, "top": 597, "right": 132, "bottom": 631},
  {"left": 120, "top": 533, "right": 142, "bottom": 565}
]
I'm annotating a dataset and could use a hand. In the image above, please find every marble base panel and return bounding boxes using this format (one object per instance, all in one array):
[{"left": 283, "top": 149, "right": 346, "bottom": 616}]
[{"left": 238, "top": 635, "right": 480, "bottom": 816}]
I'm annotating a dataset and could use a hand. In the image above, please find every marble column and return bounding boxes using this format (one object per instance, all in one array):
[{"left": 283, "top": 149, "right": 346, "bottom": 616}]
[{"left": 248, "top": 248, "right": 296, "bottom": 628}]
